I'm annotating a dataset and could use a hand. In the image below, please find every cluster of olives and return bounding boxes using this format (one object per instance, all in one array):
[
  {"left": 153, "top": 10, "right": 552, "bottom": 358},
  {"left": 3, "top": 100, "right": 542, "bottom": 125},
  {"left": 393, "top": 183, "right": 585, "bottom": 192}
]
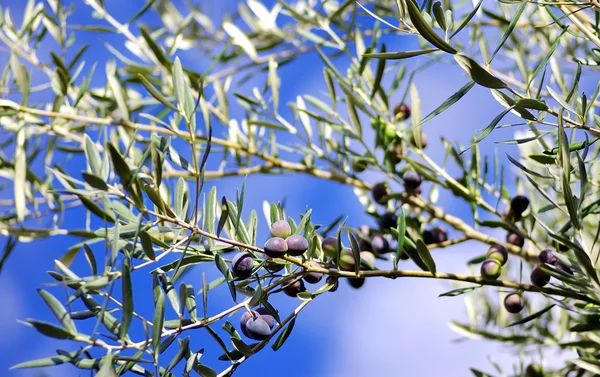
[
  {"left": 240, "top": 307, "right": 276, "bottom": 341},
  {"left": 530, "top": 248, "right": 572, "bottom": 287},
  {"left": 263, "top": 220, "right": 309, "bottom": 258},
  {"left": 321, "top": 235, "right": 376, "bottom": 289},
  {"left": 480, "top": 244, "right": 508, "bottom": 280},
  {"left": 422, "top": 227, "right": 448, "bottom": 245}
]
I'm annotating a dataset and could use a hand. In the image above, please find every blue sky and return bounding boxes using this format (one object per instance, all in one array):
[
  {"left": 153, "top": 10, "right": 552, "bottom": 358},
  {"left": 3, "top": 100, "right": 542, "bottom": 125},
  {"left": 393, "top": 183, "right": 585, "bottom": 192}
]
[{"left": 0, "top": 1, "right": 576, "bottom": 376}]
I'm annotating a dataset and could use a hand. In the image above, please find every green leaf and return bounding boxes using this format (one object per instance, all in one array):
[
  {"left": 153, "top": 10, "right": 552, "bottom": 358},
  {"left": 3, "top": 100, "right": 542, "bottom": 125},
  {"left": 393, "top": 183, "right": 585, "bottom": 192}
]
[
  {"left": 120, "top": 257, "right": 133, "bottom": 340},
  {"left": 107, "top": 144, "right": 144, "bottom": 210},
  {"left": 138, "top": 74, "right": 177, "bottom": 111},
  {"left": 272, "top": 317, "right": 296, "bottom": 351},
  {"left": 405, "top": 0, "right": 457, "bottom": 53},
  {"left": 454, "top": 54, "right": 506, "bottom": 89},
  {"left": 97, "top": 353, "right": 117, "bottom": 377},
  {"left": 158, "top": 271, "right": 181, "bottom": 316},
  {"left": 439, "top": 286, "right": 480, "bottom": 297},
  {"left": 223, "top": 22, "right": 257, "bottom": 60},
  {"left": 348, "top": 233, "right": 361, "bottom": 275},
  {"left": 152, "top": 287, "right": 165, "bottom": 357},
  {"left": 449, "top": 0, "right": 483, "bottom": 39},
  {"left": 432, "top": 2, "right": 446, "bottom": 30},
  {"left": 165, "top": 337, "right": 189, "bottom": 374},
  {"left": 83, "top": 134, "right": 103, "bottom": 177},
  {"left": 528, "top": 26, "right": 569, "bottom": 90},
  {"left": 182, "top": 284, "right": 197, "bottom": 321},
  {"left": 37, "top": 289, "right": 76, "bottom": 333},
  {"left": 139, "top": 26, "right": 171, "bottom": 69},
  {"left": 173, "top": 57, "right": 196, "bottom": 125},
  {"left": 507, "top": 304, "right": 555, "bottom": 327},
  {"left": 82, "top": 172, "right": 108, "bottom": 190},
  {"left": 421, "top": 81, "right": 475, "bottom": 125},
  {"left": 363, "top": 48, "right": 438, "bottom": 60},
  {"left": 25, "top": 319, "right": 75, "bottom": 340},
  {"left": 490, "top": 1, "right": 527, "bottom": 62},
  {"left": 214, "top": 254, "right": 236, "bottom": 302},
  {"left": 370, "top": 44, "right": 386, "bottom": 100},
  {"left": 462, "top": 106, "right": 514, "bottom": 153},
  {"left": 11, "top": 354, "right": 73, "bottom": 369},
  {"left": 14, "top": 128, "right": 26, "bottom": 222},
  {"left": 394, "top": 209, "right": 406, "bottom": 269},
  {"left": 415, "top": 239, "right": 436, "bottom": 273},
  {"left": 106, "top": 60, "right": 129, "bottom": 120}
]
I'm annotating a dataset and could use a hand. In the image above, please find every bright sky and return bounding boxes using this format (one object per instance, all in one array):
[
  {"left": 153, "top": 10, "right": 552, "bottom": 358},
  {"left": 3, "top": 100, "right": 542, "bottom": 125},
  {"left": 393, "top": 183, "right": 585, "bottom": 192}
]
[{"left": 0, "top": 1, "right": 576, "bottom": 376}]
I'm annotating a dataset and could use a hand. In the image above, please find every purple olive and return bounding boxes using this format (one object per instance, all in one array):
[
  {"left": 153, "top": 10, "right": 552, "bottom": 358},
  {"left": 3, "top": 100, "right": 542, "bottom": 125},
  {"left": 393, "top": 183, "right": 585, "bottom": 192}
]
[
  {"left": 231, "top": 252, "right": 254, "bottom": 279},
  {"left": 283, "top": 279, "right": 306, "bottom": 297},
  {"left": 504, "top": 293, "right": 525, "bottom": 313},
  {"left": 372, "top": 182, "right": 391, "bottom": 205},
  {"left": 510, "top": 195, "right": 529, "bottom": 216},
  {"left": 402, "top": 171, "right": 422, "bottom": 193},
  {"left": 371, "top": 235, "right": 390, "bottom": 255},
  {"left": 255, "top": 307, "right": 276, "bottom": 329},
  {"left": 506, "top": 233, "right": 525, "bottom": 247},
  {"left": 245, "top": 317, "right": 271, "bottom": 340},
  {"left": 303, "top": 261, "right": 323, "bottom": 284},
  {"left": 286, "top": 234, "right": 309, "bottom": 256},
  {"left": 378, "top": 212, "right": 398, "bottom": 232},
  {"left": 264, "top": 237, "right": 288, "bottom": 258},
  {"left": 538, "top": 249, "right": 557, "bottom": 265},
  {"left": 530, "top": 265, "right": 550, "bottom": 287},
  {"left": 394, "top": 103, "right": 411, "bottom": 120},
  {"left": 240, "top": 310, "right": 260, "bottom": 337}
]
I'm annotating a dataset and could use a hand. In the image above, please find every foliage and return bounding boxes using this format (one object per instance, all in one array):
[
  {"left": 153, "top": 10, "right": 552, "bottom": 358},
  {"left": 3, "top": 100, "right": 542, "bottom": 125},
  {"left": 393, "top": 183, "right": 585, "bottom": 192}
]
[{"left": 1, "top": 0, "right": 600, "bottom": 375}]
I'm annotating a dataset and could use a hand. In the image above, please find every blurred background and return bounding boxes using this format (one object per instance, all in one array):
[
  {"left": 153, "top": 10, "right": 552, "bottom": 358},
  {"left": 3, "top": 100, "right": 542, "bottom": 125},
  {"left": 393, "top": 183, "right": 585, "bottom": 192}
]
[{"left": 0, "top": 0, "right": 586, "bottom": 376}]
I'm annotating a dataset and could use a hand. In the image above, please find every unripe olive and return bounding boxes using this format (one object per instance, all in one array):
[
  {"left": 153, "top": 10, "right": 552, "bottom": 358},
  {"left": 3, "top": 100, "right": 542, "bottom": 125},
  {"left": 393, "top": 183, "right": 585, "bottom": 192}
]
[
  {"left": 487, "top": 244, "right": 508, "bottom": 266},
  {"left": 321, "top": 236, "right": 338, "bottom": 259},
  {"left": 352, "top": 158, "right": 368, "bottom": 173},
  {"left": 338, "top": 248, "right": 356, "bottom": 271},
  {"left": 525, "top": 363, "right": 543, "bottom": 377},
  {"left": 481, "top": 259, "right": 502, "bottom": 280},
  {"left": 360, "top": 251, "right": 376, "bottom": 270},
  {"left": 270, "top": 220, "right": 291, "bottom": 239}
]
